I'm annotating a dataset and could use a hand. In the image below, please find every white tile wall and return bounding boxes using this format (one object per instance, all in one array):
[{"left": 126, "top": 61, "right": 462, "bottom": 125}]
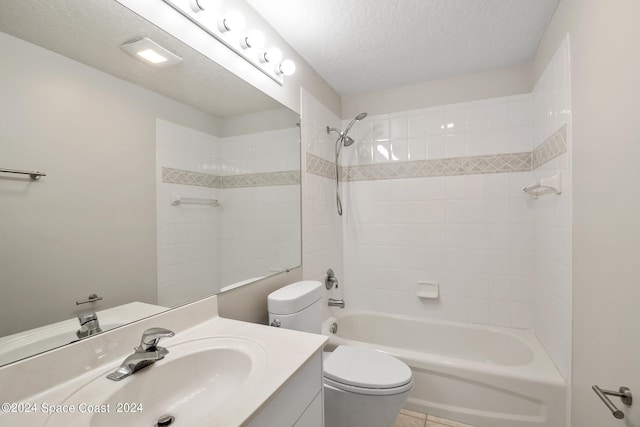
[
  {"left": 156, "top": 119, "right": 221, "bottom": 307},
  {"left": 156, "top": 120, "right": 301, "bottom": 307},
  {"left": 301, "top": 89, "right": 345, "bottom": 316},
  {"left": 338, "top": 95, "right": 537, "bottom": 329},
  {"left": 532, "top": 36, "right": 572, "bottom": 380},
  {"left": 342, "top": 95, "right": 533, "bottom": 167}
]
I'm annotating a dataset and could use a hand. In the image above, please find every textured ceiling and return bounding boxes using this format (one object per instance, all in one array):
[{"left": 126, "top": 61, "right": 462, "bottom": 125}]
[
  {"left": 247, "top": 0, "right": 561, "bottom": 95},
  {"left": 0, "top": 0, "right": 282, "bottom": 117}
]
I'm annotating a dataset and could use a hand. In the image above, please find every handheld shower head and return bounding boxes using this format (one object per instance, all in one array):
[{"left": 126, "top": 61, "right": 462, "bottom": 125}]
[{"left": 342, "top": 112, "right": 368, "bottom": 141}]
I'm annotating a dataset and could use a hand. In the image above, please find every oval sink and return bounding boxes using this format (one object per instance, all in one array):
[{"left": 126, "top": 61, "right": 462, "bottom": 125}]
[{"left": 45, "top": 337, "right": 267, "bottom": 427}]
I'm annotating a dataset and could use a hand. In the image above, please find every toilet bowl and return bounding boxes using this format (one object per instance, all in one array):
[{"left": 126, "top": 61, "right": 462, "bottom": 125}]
[{"left": 268, "top": 281, "right": 414, "bottom": 427}]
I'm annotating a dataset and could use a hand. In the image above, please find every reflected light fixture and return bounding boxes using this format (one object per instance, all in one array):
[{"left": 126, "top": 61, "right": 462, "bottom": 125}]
[{"left": 120, "top": 37, "right": 183, "bottom": 67}]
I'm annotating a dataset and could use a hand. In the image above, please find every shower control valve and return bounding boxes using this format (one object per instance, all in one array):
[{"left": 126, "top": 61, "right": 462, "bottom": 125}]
[{"left": 325, "top": 268, "right": 339, "bottom": 289}]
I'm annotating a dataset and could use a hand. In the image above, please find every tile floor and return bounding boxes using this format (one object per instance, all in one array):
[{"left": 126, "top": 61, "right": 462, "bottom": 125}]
[{"left": 393, "top": 409, "right": 477, "bottom": 427}]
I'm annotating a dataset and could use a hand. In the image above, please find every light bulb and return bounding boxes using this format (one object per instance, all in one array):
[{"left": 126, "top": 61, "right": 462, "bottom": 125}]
[
  {"left": 277, "top": 59, "right": 296, "bottom": 76},
  {"left": 260, "top": 47, "right": 283, "bottom": 64},
  {"left": 218, "top": 10, "right": 245, "bottom": 32},
  {"left": 190, "top": 0, "right": 219, "bottom": 12},
  {"left": 241, "top": 30, "right": 265, "bottom": 49}
]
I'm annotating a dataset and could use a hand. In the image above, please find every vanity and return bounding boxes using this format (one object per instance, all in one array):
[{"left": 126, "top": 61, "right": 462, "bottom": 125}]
[{"left": 0, "top": 296, "right": 327, "bottom": 426}]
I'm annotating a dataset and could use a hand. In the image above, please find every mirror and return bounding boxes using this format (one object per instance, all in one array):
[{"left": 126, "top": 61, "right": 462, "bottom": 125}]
[{"left": 0, "top": 0, "right": 301, "bottom": 366}]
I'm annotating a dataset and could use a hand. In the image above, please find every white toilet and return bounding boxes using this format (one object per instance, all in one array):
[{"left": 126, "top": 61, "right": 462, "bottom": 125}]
[{"left": 268, "top": 281, "right": 414, "bottom": 427}]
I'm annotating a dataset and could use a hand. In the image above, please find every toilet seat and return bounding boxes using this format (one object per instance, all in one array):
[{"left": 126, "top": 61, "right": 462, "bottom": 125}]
[{"left": 323, "top": 346, "right": 414, "bottom": 396}]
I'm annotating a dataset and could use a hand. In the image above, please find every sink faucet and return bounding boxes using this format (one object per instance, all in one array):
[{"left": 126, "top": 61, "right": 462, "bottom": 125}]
[
  {"left": 76, "top": 311, "right": 103, "bottom": 339},
  {"left": 328, "top": 298, "right": 345, "bottom": 308},
  {"left": 106, "top": 327, "right": 175, "bottom": 381}
]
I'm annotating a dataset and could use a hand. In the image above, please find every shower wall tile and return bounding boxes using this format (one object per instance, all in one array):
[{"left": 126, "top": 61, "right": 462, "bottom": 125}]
[
  {"left": 301, "top": 89, "right": 345, "bottom": 317},
  {"left": 532, "top": 35, "right": 572, "bottom": 380}
]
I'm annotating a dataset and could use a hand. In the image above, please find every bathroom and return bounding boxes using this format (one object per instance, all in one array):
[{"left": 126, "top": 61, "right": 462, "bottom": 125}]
[{"left": 0, "top": 0, "right": 638, "bottom": 426}]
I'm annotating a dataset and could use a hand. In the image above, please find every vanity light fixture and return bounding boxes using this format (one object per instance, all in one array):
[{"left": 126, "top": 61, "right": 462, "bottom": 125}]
[
  {"left": 120, "top": 37, "right": 182, "bottom": 67},
  {"left": 259, "top": 47, "right": 283, "bottom": 64},
  {"left": 189, "top": 0, "right": 219, "bottom": 12},
  {"left": 276, "top": 59, "right": 296, "bottom": 76},
  {"left": 162, "top": 0, "right": 295, "bottom": 83},
  {"left": 241, "top": 29, "right": 265, "bottom": 50},
  {"left": 218, "top": 10, "right": 245, "bottom": 32}
]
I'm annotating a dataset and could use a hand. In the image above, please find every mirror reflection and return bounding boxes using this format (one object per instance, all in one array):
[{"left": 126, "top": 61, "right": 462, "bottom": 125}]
[{"left": 0, "top": 0, "right": 301, "bottom": 366}]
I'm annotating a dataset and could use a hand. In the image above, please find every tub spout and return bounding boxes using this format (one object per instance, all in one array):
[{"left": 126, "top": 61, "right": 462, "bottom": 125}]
[{"left": 328, "top": 298, "right": 345, "bottom": 308}]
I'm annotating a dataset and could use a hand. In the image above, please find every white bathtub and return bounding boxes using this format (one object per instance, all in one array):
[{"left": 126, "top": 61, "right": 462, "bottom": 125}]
[{"left": 321, "top": 311, "right": 566, "bottom": 427}]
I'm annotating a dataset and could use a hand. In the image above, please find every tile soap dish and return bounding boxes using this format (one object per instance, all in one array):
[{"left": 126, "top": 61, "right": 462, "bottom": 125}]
[{"left": 417, "top": 281, "right": 439, "bottom": 299}]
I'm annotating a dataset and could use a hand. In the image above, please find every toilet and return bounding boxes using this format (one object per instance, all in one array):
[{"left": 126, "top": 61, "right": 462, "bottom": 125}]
[{"left": 268, "top": 281, "right": 414, "bottom": 427}]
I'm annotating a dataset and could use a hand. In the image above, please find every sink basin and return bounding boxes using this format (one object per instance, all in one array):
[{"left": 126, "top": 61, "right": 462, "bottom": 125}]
[{"left": 45, "top": 337, "right": 267, "bottom": 427}]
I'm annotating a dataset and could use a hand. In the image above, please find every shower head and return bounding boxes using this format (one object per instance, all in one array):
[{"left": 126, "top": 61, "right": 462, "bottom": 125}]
[
  {"left": 343, "top": 136, "right": 355, "bottom": 147},
  {"left": 342, "top": 112, "right": 368, "bottom": 142},
  {"left": 326, "top": 112, "right": 368, "bottom": 147}
]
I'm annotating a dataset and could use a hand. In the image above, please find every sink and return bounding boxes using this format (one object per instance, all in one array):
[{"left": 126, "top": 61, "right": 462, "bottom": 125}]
[{"left": 45, "top": 337, "right": 267, "bottom": 427}]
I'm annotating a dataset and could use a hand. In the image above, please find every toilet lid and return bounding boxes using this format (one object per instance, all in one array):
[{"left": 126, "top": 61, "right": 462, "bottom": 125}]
[{"left": 323, "top": 346, "right": 413, "bottom": 391}]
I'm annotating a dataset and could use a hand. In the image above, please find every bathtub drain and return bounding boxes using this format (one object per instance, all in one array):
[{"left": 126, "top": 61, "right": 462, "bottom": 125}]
[{"left": 155, "top": 414, "right": 175, "bottom": 427}]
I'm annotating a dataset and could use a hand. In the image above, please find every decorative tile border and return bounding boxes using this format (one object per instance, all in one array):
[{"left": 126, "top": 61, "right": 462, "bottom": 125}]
[
  {"left": 306, "top": 153, "right": 336, "bottom": 179},
  {"left": 306, "top": 125, "right": 567, "bottom": 181},
  {"left": 220, "top": 170, "right": 300, "bottom": 188},
  {"left": 344, "top": 152, "right": 531, "bottom": 181},
  {"left": 532, "top": 124, "right": 567, "bottom": 169},
  {"left": 162, "top": 167, "right": 300, "bottom": 189},
  {"left": 162, "top": 167, "right": 220, "bottom": 188}
]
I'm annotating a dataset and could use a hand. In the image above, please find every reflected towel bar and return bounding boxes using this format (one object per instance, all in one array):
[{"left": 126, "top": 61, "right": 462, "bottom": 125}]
[
  {"left": 170, "top": 192, "right": 219, "bottom": 207},
  {"left": 0, "top": 168, "right": 46, "bottom": 180}
]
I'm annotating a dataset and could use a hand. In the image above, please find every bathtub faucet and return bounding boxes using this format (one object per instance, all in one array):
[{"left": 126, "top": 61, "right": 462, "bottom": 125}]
[{"left": 328, "top": 298, "right": 345, "bottom": 308}]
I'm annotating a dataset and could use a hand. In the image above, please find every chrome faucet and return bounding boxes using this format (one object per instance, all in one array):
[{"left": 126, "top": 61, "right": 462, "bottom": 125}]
[
  {"left": 328, "top": 298, "right": 345, "bottom": 308},
  {"left": 106, "top": 327, "right": 175, "bottom": 381},
  {"left": 76, "top": 311, "right": 102, "bottom": 339}
]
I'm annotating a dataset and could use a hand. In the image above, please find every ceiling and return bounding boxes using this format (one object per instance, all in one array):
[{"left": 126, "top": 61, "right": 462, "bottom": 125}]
[
  {"left": 247, "top": 0, "right": 561, "bottom": 96},
  {"left": 0, "top": 0, "right": 282, "bottom": 117}
]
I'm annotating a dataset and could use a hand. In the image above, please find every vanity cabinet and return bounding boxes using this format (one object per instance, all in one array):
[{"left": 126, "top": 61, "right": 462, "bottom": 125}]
[{"left": 246, "top": 351, "right": 323, "bottom": 427}]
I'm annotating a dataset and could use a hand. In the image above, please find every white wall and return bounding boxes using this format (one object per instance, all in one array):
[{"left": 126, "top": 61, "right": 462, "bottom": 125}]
[
  {"left": 0, "top": 31, "right": 219, "bottom": 336},
  {"left": 342, "top": 63, "right": 532, "bottom": 119},
  {"left": 534, "top": 0, "right": 640, "bottom": 425}
]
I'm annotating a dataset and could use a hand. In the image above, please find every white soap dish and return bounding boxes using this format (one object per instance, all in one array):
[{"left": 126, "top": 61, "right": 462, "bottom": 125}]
[{"left": 417, "top": 281, "right": 439, "bottom": 299}]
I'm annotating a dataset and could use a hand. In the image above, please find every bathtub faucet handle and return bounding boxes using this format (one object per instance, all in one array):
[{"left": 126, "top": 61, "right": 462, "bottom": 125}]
[{"left": 325, "top": 268, "right": 339, "bottom": 289}]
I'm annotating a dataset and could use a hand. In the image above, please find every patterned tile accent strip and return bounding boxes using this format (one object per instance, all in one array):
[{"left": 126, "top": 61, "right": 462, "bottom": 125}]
[
  {"left": 307, "top": 125, "right": 567, "bottom": 181},
  {"left": 220, "top": 170, "right": 300, "bottom": 188},
  {"left": 162, "top": 167, "right": 300, "bottom": 189},
  {"left": 343, "top": 152, "right": 531, "bottom": 181},
  {"left": 306, "top": 153, "right": 336, "bottom": 179},
  {"left": 162, "top": 167, "right": 220, "bottom": 188},
  {"left": 532, "top": 124, "right": 567, "bottom": 169}
]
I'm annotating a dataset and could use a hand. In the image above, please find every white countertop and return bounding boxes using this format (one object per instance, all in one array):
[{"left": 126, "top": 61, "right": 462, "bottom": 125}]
[{"left": 0, "top": 295, "right": 327, "bottom": 426}]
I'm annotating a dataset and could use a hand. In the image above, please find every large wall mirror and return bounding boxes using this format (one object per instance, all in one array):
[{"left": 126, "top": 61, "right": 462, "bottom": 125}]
[{"left": 0, "top": 0, "right": 301, "bottom": 366}]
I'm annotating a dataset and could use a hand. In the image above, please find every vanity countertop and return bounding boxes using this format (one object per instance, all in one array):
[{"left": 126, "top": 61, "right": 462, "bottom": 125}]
[{"left": 0, "top": 295, "right": 327, "bottom": 426}]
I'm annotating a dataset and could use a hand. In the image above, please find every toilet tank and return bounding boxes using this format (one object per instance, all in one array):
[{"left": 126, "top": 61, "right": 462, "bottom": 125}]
[{"left": 268, "top": 281, "right": 323, "bottom": 334}]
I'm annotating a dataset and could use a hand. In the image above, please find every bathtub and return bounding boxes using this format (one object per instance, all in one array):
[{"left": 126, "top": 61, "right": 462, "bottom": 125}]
[{"left": 321, "top": 310, "right": 566, "bottom": 427}]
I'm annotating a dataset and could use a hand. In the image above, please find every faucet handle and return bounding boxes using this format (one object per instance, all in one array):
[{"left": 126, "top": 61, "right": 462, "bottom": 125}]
[
  {"left": 77, "top": 311, "right": 98, "bottom": 325},
  {"left": 137, "top": 327, "right": 175, "bottom": 351}
]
